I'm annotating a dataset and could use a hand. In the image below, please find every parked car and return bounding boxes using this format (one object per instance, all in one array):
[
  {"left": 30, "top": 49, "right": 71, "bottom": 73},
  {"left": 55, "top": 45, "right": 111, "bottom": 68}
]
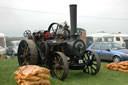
[
  {"left": 6, "top": 40, "right": 20, "bottom": 56},
  {"left": 87, "top": 42, "right": 128, "bottom": 62},
  {"left": 0, "top": 33, "right": 6, "bottom": 56}
]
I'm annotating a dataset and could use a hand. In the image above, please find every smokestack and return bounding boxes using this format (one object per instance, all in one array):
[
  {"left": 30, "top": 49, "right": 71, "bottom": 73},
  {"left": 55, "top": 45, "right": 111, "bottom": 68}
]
[{"left": 70, "top": 4, "right": 77, "bottom": 36}]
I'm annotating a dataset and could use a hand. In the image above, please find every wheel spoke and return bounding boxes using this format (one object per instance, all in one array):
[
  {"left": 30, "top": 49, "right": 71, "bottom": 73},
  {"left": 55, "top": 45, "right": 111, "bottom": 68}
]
[
  {"left": 51, "top": 27, "right": 54, "bottom": 32},
  {"left": 87, "top": 51, "right": 93, "bottom": 60},
  {"left": 88, "top": 66, "right": 90, "bottom": 73},
  {"left": 90, "top": 66, "right": 93, "bottom": 74},
  {"left": 59, "top": 70, "right": 62, "bottom": 78},
  {"left": 84, "top": 53, "right": 89, "bottom": 61},
  {"left": 54, "top": 57, "right": 58, "bottom": 64},
  {"left": 58, "top": 56, "right": 62, "bottom": 63},
  {"left": 90, "top": 65, "right": 96, "bottom": 73},
  {"left": 53, "top": 56, "right": 64, "bottom": 79},
  {"left": 84, "top": 65, "right": 89, "bottom": 73},
  {"left": 91, "top": 55, "right": 95, "bottom": 61},
  {"left": 92, "top": 62, "right": 97, "bottom": 66},
  {"left": 26, "top": 46, "right": 29, "bottom": 52},
  {"left": 55, "top": 25, "right": 59, "bottom": 33},
  {"left": 87, "top": 54, "right": 90, "bottom": 60},
  {"left": 23, "top": 59, "right": 28, "bottom": 65}
]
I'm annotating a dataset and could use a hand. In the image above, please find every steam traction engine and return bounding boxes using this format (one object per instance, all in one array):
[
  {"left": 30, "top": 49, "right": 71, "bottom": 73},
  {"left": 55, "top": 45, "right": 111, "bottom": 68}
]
[{"left": 17, "top": 5, "right": 101, "bottom": 80}]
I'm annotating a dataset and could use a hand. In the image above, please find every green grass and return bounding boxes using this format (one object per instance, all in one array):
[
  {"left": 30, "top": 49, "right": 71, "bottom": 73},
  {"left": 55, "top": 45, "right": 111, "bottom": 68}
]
[{"left": 0, "top": 58, "right": 128, "bottom": 85}]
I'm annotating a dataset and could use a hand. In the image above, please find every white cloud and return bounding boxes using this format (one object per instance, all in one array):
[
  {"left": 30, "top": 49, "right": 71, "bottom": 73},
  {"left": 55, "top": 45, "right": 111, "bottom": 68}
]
[
  {"left": 1, "top": 0, "right": 128, "bottom": 17},
  {"left": 0, "top": 0, "right": 128, "bottom": 36}
]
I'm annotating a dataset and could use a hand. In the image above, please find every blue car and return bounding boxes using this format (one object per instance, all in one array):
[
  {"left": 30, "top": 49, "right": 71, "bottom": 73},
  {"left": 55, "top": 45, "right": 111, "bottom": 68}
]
[{"left": 87, "top": 42, "right": 128, "bottom": 62}]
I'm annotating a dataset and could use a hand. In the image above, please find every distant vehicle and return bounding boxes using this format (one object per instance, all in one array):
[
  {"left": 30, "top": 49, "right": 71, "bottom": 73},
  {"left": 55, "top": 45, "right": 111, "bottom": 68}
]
[
  {"left": 7, "top": 40, "right": 20, "bottom": 56},
  {"left": 0, "top": 33, "right": 6, "bottom": 56},
  {"left": 87, "top": 32, "right": 128, "bottom": 48},
  {"left": 87, "top": 42, "right": 128, "bottom": 62}
]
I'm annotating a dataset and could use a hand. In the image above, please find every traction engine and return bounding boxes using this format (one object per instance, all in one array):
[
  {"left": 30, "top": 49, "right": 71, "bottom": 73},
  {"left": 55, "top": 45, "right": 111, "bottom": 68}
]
[{"left": 17, "top": 4, "right": 101, "bottom": 80}]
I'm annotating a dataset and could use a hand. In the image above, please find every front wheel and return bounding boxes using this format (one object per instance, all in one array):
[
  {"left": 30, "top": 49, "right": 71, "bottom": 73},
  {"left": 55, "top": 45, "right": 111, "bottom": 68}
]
[
  {"left": 49, "top": 52, "right": 69, "bottom": 81},
  {"left": 83, "top": 50, "right": 101, "bottom": 75},
  {"left": 113, "top": 56, "right": 121, "bottom": 62}
]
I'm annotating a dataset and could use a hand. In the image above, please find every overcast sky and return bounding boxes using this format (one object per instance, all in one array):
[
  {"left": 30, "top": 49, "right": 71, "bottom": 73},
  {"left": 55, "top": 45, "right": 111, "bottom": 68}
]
[{"left": 0, "top": 0, "right": 128, "bottom": 37}]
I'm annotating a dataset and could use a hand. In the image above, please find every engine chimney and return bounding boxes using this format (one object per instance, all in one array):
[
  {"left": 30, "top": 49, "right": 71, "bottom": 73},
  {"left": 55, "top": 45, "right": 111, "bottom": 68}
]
[{"left": 70, "top": 4, "right": 77, "bottom": 36}]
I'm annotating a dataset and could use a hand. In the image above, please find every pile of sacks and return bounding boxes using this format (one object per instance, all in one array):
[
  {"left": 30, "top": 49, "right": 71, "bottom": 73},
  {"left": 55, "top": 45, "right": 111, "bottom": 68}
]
[
  {"left": 0, "top": 55, "right": 7, "bottom": 59},
  {"left": 104, "top": 61, "right": 128, "bottom": 72},
  {"left": 14, "top": 65, "right": 51, "bottom": 85}
]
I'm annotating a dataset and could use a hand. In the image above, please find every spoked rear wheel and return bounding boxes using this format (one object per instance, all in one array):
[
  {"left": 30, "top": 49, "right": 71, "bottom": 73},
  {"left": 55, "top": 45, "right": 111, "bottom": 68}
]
[
  {"left": 17, "top": 40, "right": 38, "bottom": 66},
  {"left": 83, "top": 50, "right": 101, "bottom": 75},
  {"left": 49, "top": 52, "right": 69, "bottom": 81}
]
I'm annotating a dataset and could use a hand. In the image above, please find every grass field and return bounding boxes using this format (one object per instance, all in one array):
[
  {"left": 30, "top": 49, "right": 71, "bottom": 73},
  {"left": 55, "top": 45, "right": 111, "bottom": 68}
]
[{"left": 0, "top": 58, "right": 128, "bottom": 85}]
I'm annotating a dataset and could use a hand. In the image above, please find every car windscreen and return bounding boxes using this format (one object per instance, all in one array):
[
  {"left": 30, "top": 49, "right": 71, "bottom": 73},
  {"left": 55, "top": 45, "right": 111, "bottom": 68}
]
[{"left": 91, "top": 43, "right": 100, "bottom": 50}]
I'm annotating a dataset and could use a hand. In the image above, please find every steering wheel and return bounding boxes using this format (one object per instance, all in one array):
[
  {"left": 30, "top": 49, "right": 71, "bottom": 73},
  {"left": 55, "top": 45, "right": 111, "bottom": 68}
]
[
  {"left": 23, "top": 30, "right": 31, "bottom": 37},
  {"left": 48, "top": 23, "right": 60, "bottom": 36}
]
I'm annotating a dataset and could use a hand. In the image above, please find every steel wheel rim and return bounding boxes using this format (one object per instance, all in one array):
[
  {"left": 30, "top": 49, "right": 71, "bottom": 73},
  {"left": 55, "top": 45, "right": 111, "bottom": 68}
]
[
  {"left": 113, "top": 57, "right": 120, "bottom": 62},
  {"left": 53, "top": 54, "right": 65, "bottom": 79},
  {"left": 40, "top": 42, "right": 49, "bottom": 57},
  {"left": 83, "top": 50, "right": 101, "bottom": 75},
  {"left": 23, "top": 30, "right": 31, "bottom": 37},
  {"left": 50, "top": 52, "right": 69, "bottom": 80},
  {"left": 48, "top": 23, "right": 60, "bottom": 35},
  {"left": 18, "top": 40, "right": 31, "bottom": 65}
]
